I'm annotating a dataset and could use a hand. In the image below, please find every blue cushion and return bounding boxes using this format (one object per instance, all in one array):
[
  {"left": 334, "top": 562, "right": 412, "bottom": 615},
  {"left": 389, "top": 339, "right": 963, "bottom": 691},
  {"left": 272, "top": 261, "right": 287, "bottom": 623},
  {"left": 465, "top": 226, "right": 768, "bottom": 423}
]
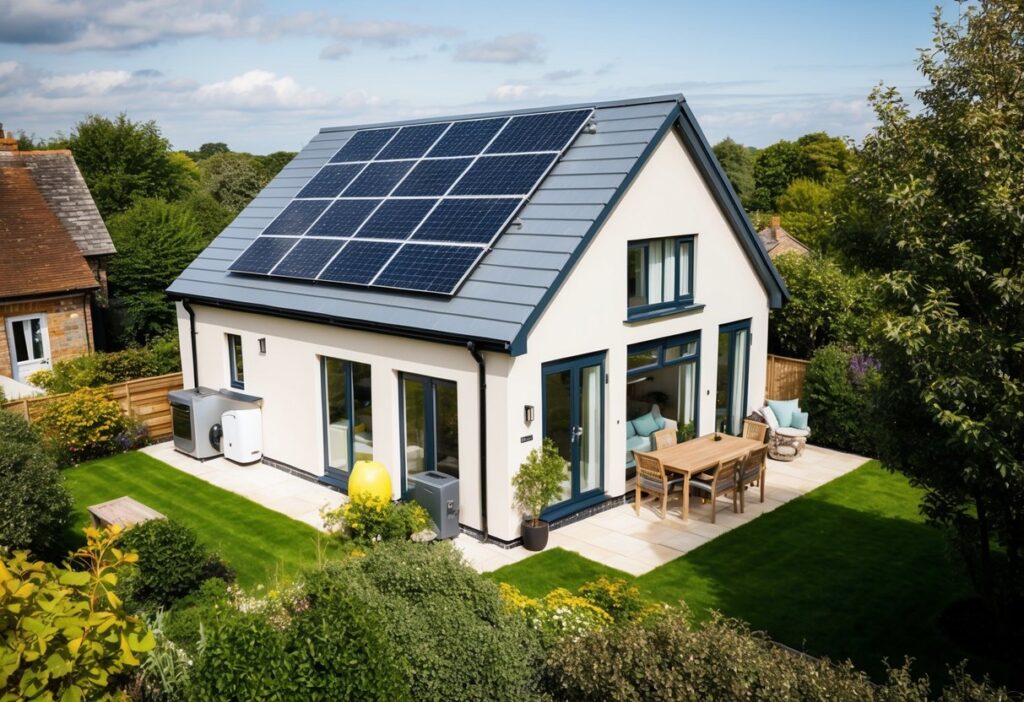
[
  {"left": 790, "top": 410, "right": 809, "bottom": 430},
  {"left": 767, "top": 399, "right": 800, "bottom": 428},
  {"left": 625, "top": 421, "right": 637, "bottom": 439},
  {"left": 631, "top": 412, "right": 661, "bottom": 437},
  {"left": 626, "top": 436, "right": 649, "bottom": 452}
]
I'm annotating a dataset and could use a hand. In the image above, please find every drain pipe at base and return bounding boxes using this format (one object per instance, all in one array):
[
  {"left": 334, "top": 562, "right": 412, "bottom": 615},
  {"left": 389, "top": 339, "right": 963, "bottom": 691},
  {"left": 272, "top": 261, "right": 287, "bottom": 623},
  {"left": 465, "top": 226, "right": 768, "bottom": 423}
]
[
  {"left": 182, "top": 300, "right": 200, "bottom": 389},
  {"left": 466, "top": 342, "right": 488, "bottom": 542}
]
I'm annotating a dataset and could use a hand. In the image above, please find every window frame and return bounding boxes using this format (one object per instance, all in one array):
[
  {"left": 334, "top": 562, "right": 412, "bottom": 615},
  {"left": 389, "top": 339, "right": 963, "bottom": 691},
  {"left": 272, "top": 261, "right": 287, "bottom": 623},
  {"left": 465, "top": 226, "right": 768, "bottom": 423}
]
[
  {"left": 320, "top": 355, "right": 373, "bottom": 489},
  {"left": 227, "top": 334, "right": 244, "bottom": 389},
  {"left": 626, "top": 235, "right": 698, "bottom": 320},
  {"left": 626, "top": 330, "right": 702, "bottom": 435}
]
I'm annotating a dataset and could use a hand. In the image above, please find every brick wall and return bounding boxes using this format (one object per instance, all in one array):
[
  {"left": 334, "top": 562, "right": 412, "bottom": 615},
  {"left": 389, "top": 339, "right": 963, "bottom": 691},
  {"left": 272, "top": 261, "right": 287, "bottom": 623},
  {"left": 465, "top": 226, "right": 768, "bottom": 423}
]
[{"left": 0, "top": 294, "right": 93, "bottom": 379}]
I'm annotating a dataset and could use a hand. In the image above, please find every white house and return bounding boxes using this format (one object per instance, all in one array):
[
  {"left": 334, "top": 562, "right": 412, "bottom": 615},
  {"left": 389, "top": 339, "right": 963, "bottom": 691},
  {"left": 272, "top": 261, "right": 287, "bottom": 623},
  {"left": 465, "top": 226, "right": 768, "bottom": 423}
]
[{"left": 167, "top": 95, "right": 788, "bottom": 544}]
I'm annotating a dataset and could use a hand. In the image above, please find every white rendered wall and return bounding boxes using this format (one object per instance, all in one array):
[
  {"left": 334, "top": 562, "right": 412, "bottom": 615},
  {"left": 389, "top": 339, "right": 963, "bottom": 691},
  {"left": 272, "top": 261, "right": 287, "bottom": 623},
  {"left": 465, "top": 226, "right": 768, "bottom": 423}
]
[
  {"left": 174, "top": 301, "right": 511, "bottom": 535},
  {"left": 497, "top": 127, "right": 771, "bottom": 540}
]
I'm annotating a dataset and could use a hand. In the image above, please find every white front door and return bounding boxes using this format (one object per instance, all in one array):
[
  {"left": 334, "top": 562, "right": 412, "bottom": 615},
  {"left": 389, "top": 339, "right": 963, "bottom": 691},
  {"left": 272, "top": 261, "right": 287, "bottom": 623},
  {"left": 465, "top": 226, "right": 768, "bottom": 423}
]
[{"left": 5, "top": 314, "right": 51, "bottom": 382}]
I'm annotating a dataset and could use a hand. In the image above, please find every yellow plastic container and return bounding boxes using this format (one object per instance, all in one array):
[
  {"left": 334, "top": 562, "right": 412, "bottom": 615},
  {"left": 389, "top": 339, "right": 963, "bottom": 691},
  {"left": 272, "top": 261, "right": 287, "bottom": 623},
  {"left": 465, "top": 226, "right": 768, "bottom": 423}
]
[{"left": 348, "top": 460, "right": 393, "bottom": 502}]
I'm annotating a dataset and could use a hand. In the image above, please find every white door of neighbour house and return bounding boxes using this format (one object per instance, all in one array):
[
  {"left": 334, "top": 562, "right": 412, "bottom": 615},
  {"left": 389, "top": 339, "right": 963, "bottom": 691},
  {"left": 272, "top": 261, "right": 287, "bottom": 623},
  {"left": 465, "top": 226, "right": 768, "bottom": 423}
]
[{"left": 5, "top": 314, "right": 52, "bottom": 382}]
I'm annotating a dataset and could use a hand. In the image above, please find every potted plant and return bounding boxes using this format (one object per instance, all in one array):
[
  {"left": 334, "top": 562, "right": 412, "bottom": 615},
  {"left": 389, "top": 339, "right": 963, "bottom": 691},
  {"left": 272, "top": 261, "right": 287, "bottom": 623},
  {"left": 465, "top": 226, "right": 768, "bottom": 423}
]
[{"left": 513, "top": 438, "right": 568, "bottom": 551}]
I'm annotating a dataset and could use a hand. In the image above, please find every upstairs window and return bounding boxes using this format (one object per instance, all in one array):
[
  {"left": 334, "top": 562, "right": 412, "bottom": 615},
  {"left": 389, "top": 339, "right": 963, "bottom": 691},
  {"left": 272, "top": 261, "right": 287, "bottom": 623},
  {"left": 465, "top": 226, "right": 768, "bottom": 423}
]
[
  {"left": 627, "top": 236, "right": 695, "bottom": 316},
  {"left": 227, "top": 334, "right": 244, "bottom": 389}
]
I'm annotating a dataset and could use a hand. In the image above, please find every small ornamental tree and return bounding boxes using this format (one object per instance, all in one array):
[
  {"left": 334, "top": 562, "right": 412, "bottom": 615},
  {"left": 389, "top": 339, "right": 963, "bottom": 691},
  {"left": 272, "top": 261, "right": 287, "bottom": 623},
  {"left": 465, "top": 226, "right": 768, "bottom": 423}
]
[{"left": 513, "top": 438, "right": 567, "bottom": 526}]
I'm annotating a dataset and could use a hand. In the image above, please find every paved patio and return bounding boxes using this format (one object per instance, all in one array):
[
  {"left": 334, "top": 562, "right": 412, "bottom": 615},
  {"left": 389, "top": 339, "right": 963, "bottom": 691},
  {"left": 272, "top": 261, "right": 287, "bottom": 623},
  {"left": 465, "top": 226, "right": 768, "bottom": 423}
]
[
  {"left": 141, "top": 442, "right": 345, "bottom": 530},
  {"left": 453, "top": 444, "right": 869, "bottom": 575},
  {"left": 143, "top": 440, "right": 867, "bottom": 577}
]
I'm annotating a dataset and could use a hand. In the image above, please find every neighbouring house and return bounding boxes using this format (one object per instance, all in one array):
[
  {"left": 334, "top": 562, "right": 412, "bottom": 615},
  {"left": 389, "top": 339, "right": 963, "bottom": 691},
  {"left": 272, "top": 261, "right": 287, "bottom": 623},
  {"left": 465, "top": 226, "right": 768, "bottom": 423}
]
[
  {"left": 0, "top": 128, "right": 115, "bottom": 391},
  {"left": 757, "top": 215, "right": 809, "bottom": 257},
  {"left": 167, "top": 95, "right": 788, "bottom": 544}
]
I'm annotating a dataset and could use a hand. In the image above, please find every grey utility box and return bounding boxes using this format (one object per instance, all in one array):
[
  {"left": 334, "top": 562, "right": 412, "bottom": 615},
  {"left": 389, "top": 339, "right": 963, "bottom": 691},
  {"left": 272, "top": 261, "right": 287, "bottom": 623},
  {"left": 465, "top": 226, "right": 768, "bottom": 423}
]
[{"left": 413, "top": 472, "right": 460, "bottom": 539}]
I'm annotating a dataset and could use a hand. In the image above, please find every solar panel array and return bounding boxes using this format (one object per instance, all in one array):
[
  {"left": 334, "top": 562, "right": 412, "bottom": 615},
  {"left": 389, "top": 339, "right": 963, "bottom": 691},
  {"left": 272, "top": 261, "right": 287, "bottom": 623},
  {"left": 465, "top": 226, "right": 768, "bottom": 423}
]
[{"left": 228, "top": 108, "right": 593, "bottom": 295}]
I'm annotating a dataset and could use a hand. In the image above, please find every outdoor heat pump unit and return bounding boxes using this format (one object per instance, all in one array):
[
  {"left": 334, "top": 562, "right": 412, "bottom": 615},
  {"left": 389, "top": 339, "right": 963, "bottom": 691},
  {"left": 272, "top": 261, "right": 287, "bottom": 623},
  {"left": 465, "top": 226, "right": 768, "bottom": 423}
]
[
  {"left": 412, "top": 472, "right": 460, "bottom": 539},
  {"left": 221, "top": 408, "right": 263, "bottom": 464},
  {"left": 168, "top": 387, "right": 262, "bottom": 460}
]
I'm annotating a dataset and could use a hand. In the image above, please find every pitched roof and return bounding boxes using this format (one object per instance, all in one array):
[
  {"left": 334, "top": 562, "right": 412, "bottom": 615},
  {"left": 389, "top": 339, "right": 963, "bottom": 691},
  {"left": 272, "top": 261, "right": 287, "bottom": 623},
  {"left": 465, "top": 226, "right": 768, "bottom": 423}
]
[
  {"left": 757, "top": 218, "right": 810, "bottom": 257},
  {"left": 0, "top": 149, "right": 116, "bottom": 258},
  {"left": 0, "top": 161, "right": 99, "bottom": 299},
  {"left": 168, "top": 95, "right": 787, "bottom": 355}
]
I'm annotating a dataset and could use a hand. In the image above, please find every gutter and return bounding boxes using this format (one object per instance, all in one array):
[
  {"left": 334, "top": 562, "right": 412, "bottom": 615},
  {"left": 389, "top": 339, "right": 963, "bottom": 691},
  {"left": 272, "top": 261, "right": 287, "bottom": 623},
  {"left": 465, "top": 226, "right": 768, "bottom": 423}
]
[
  {"left": 181, "top": 299, "right": 200, "bottom": 389},
  {"left": 466, "top": 342, "right": 488, "bottom": 542}
]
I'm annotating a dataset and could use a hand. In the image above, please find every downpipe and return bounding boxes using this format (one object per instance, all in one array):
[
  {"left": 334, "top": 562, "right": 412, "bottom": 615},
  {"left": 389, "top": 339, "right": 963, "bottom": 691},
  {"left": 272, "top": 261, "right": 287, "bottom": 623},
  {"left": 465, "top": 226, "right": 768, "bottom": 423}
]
[{"left": 467, "top": 341, "right": 488, "bottom": 542}]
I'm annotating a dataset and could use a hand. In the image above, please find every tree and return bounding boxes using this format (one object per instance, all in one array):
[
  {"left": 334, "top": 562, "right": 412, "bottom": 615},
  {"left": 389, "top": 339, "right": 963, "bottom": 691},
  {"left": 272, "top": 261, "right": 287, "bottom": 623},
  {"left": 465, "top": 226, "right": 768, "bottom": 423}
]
[
  {"left": 795, "top": 132, "right": 852, "bottom": 181},
  {"left": 750, "top": 140, "right": 803, "bottom": 211},
  {"left": 66, "top": 114, "right": 192, "bottom": 217},
  {"left": 199, "top": 152, "right": 268, "bottom": 213},
  {"left": 850, "top": 0, "right": 1024, "bottom": 626},
  {"left": 195, "top": 142, "right": 229, "bottom": 160},
  {"left": 106, "top": 198, "right": 206, "bottom": 342},
  {"left": 180, "top": 190, "right": 233, "bottom": 241},
  {"left": 776, "top": 178, "right": 836, "bottom": 250},
  {"left": 255, "top": 150, "right": 297, "bottom": 182},
  {"left": 712, "top": 138, "right": 756, "bottom": 207}
]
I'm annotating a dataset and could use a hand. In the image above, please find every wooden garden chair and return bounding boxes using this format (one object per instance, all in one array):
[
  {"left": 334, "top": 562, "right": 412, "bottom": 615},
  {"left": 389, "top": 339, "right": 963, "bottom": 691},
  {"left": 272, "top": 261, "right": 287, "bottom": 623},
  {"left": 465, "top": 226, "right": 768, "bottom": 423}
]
[
  {"left": 737, "top": 445, "right": 769, "bottom": 512},
  {"left": 742, "top": 419, "right": 768, "bottom": 443},
  {"left": 652, "top": 427, "right": 677, "bottom": 450},
  {"left": 633, "top": 451, "right": 685, "bottom": 519},
  {"left": 689, "top": 456, "right": 742, "bottom": 524}
]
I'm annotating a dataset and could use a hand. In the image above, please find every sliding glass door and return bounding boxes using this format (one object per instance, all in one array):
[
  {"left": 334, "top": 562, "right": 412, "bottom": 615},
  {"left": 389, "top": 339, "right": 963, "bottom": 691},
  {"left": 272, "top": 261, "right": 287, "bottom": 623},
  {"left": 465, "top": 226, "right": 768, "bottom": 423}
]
[
  {"left": 715, "top": 320, "right": 751, "bottom": 435},
  {"left": 400, "top": 374, "right": 459, "bottom": 496},
  {"left": 542, "top": 352, "right": 605, "bottom": 520}
]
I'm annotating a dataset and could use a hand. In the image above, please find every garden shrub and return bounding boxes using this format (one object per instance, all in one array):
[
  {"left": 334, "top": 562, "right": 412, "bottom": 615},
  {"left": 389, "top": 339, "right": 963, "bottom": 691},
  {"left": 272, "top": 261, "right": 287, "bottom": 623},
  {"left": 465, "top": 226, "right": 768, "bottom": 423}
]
[
  {"left": 501, "top": 583, "right": 612, "bottom": 648},
  {"left": 38, "top": 386, "right": 143, "bottom": 461},
  {"left": 28, "top": 337, "right": 181, "bottom": 395},
  {"left": 576, "top": 576, "right": 652, "bottom": 624},
  {"left": 543, "top": 606, "right": 1007, "bottom": 701},
  {"left": 0, "top": 411, "right": 72, "bottom": 557},
  {"left": 321, "top": 493, "right": 433, "bottom": 543},
  {"left": 803, "top": 344, "right": 880, "bottom": 455},
  {"left": 120, "top": 518, "right": 233, "bottom": 610},
  {"left": 0, "top": 526, "right": 155, "bottom": 700}
]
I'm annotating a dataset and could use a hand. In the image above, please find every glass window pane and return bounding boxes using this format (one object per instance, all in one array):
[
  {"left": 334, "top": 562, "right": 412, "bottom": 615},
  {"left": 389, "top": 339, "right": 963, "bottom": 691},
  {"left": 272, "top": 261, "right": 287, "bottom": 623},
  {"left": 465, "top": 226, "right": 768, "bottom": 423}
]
[
  {"left": 29, "top": 319, "right": 44, "bottom": 359},
  {"left": 403, "top": 377, "right": 427, "bottom": 486},
  {"left": 662, "top": 239, "right": 676, "bottom": 302},
  {"left": 730, "top": 330, "right": 750, "bottom": 434},
  {"left": 228, "top": 335, "right": 244, "bottom": 387},
  {"left": 627, "top": 348, "right": 658, "bottom": 371},
  {"left": 579, "top": 364, "right": 601, "bottom": 493},
  {"left": 544, "top": 369, "right": 573, "bottom": 505},
  {"left": 715, "top": 331, "right": 730, "bottom": 434},
  {"left": 325, "top": 358, "right": 350, "bottom": 472},
  {"left": 12, "top": 320, "right": 28, "bottom": 362},
  {"left": 627, "top": 246, "right": 646, "bottom": 308},
  {"left": 678, "top": 241, "right": 692, "bottom": 298},
  {"left": 647, "top": 240, "right": 665, "bottom": 305},
  {"left": 680, "top": 361, "right": 697, "bottom": 429},
  {"left": 664, "top": 340, "right": 697, "bottom": 362},
  {"left": 352, "top": 362, "right": 373, "bottom": 462},
  {"left": 435, "top": 381, "right": 459, "bottom": 479}
]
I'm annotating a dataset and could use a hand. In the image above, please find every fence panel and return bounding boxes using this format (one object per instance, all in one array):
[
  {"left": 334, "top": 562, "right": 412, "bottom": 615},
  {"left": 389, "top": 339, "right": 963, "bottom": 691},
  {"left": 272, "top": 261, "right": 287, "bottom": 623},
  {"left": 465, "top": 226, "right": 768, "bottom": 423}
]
[
  {"left": 1, "top": 372, "right": 184, "bottom": 440},
  {"left": 765, "top": 354, "right": 809, "bottom": 401}
]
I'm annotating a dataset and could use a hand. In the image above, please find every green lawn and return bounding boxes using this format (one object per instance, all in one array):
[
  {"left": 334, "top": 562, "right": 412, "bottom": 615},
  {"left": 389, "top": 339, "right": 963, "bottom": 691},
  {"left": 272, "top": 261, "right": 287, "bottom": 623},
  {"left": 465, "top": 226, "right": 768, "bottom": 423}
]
[
  {"left": 62, "top": 452, "right": 338, "bottom": 589},
  {"left": 490, "top": 462, "right": 1014, "bottom": 688}
]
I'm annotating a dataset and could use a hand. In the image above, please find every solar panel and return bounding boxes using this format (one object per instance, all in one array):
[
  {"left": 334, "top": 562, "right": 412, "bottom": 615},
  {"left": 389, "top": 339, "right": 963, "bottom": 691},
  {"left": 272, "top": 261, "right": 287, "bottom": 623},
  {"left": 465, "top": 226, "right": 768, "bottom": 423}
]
[
  {"left": 376, "top": 122, "right": 451, "bottom": 160},
  {"left": 392, "top": 157, "right": 472, "bottom": 197},
  {"left": 271, "top": 238, "right": 345, "bottom": 278},
  {"left": 319, "top": 241, "right": 400, "bottom": 284},
  {"left": 263, "top": 201, "right": 330, "bottom": 236},
  {"left": 306, "top": 199, "right": 380, "bottom": 237},
  {"left": 228, "top": 237, "right": 296, "bottom": 274},
  {"left": 296, "top": 164, "right": 363, "bottom": 198},
  {"left": 330, "top": 128, "right": 398, "bottom": 163},
  {"left": 450, "top": 154, "right": 558, "bottom": 196},
  {"left": 374, "top": 244, "right": 483, "bottom": 294},
  {"left": 342, "top": 160, "right": 415, "bottom": 197},
  {"left": 356, "top": 199, "right": 437, "bottom": 239},
  {"left": 411, "top": 198, "right": 521, "bottom": 244},
  {"left": 230, "top": 106, "right": 593, "bottom": 295}
]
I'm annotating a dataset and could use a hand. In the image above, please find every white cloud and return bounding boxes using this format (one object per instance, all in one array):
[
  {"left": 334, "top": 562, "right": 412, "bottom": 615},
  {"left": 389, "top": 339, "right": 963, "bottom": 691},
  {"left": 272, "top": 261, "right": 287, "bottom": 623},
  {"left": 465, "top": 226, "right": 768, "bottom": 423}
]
[
  {"left": 455, "top": 33, "right": 546, "bottom": 64},
  {"left": 39, "top": 70, "right": 132, "bottom": 97},
  {"left": 543, "top": 69, "right": 583, "bottom": 82},
  {"left": 194, "top": 70, "right": 331, "bottom": 110},
  {"left": 0, "top": 61, "right": 39, "bottom": 95},
  {"left": 488, "top": 82, "right": 556, "bottom": 102}
]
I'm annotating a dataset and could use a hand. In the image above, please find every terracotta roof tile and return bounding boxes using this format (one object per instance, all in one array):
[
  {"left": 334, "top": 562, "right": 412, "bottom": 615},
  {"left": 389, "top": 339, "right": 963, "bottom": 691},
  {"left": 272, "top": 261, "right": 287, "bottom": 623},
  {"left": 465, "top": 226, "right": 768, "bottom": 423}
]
[{"left": 0, "top": 163, "right": 99, "bottom": 299}]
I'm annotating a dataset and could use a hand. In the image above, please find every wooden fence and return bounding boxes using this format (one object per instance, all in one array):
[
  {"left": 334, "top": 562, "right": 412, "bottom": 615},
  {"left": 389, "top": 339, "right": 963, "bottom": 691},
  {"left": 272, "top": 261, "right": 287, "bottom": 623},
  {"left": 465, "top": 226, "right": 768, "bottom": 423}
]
[
  {"left": 765, "top": 354, "right": 809, "bottom": 401},
  {"left": 2, "top": 372, "right": 184, "bottom": 440}
]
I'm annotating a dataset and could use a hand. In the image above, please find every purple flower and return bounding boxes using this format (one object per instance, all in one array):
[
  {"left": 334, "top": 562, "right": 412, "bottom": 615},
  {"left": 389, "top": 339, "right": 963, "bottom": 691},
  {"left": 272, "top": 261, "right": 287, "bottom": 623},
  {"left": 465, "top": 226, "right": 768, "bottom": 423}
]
[{"left": 849, "top": 353, "right": 881, "bottom": 382}]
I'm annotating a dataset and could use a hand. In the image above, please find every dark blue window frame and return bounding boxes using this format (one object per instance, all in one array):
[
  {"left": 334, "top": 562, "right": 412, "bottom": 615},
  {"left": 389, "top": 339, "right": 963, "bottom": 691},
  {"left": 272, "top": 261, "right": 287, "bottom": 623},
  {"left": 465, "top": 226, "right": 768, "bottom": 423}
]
[
  {"left": 626, "top": 235, "right": 698, "bottom": 321},
  {"left": 227, "top": 334, "right": 244, "bottom": 389},
  {"left": 320, "top": 356, "right": 373, "bottom": 490}
]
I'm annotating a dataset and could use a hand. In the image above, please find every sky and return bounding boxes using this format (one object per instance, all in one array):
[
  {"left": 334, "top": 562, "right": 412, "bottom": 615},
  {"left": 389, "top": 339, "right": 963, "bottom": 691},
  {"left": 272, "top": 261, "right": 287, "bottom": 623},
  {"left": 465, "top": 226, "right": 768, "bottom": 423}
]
[{"left": 0, "top": 0, "right": 961, "bottom": 154}]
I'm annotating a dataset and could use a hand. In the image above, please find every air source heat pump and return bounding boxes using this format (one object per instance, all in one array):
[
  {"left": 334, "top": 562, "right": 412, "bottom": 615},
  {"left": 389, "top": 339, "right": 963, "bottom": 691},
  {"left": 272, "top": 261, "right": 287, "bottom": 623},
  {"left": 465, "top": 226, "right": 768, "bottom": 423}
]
[
  {"left": 221, "top": 408, "right": 263, "bottom": 464},
  {"left": 168, "top": 387, "right": 261, "bottom": 459}
]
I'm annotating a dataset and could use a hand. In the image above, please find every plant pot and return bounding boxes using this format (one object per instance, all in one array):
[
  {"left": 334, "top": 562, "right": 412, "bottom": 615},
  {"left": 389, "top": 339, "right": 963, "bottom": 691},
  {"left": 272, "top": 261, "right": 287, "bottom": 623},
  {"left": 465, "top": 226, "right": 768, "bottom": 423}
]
[{"left": 521, "top": 519, "right": 550, "bottom": 551}]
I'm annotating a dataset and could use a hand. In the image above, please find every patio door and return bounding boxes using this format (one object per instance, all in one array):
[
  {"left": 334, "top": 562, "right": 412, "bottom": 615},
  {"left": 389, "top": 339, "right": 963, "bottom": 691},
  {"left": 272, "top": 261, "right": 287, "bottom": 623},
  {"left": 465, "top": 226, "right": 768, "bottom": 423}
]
[
  {"left": 542, "top": 352, "right": 605, "bottom": 520},
  {"left": 715, "top": 320, "right": 751, "bottom": 435},
  {"left": 400, "top": 374, "right": 459, "bottom": 497},
  {"left": 6, "top": 314, "right": 51, "bottom": 382}
]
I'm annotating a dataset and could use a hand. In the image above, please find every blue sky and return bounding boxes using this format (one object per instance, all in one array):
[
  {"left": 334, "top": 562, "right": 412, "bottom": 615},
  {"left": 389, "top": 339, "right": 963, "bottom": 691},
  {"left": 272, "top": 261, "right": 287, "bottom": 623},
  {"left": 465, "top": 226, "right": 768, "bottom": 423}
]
[{"left": 0, "top": 0, "right": 958, "bottom": 153}]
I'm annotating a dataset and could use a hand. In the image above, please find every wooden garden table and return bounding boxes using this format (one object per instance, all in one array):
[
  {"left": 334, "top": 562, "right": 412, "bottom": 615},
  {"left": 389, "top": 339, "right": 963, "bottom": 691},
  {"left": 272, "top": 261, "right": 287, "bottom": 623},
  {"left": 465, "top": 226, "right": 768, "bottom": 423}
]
[
  {"left": 87, "top": 496, "right": 165, "bottom": 529},
  {"left": 651, "top": 434, "right": 764, "bottom": 521}
]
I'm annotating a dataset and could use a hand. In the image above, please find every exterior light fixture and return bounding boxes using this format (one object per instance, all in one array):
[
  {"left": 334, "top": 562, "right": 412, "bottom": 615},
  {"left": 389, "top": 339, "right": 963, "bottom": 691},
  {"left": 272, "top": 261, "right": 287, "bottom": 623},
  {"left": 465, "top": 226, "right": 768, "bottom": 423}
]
[
  {"left": 524, "top": 405, "right": 535, "bottom": 423},
  {"left": 258, "top": 337, "right": 267, "bottom": 354}
]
